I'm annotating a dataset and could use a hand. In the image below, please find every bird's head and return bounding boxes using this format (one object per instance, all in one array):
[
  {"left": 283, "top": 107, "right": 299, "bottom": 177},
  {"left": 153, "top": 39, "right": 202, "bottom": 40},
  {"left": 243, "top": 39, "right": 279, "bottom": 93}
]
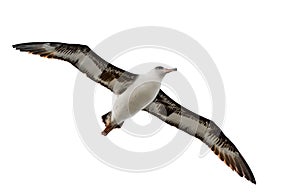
[{"left": 153, "top": 66, "right": 177, "bottom": 77}]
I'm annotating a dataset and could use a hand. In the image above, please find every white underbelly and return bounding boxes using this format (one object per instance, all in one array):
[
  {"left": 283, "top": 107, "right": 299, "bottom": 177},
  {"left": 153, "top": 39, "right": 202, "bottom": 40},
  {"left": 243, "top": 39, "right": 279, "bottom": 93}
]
[{"left": 112, "top": 81, "right": 160, "bottom": 123}]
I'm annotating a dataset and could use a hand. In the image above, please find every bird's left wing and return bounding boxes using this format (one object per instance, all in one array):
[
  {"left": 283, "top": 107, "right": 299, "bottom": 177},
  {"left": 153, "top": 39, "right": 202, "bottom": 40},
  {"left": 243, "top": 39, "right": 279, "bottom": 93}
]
[
  {"left": 12, "top": 42, "right": 136, "bottom": 94},
  {"left": 143, "top": 90, "right": 256, "bottom": 184}
]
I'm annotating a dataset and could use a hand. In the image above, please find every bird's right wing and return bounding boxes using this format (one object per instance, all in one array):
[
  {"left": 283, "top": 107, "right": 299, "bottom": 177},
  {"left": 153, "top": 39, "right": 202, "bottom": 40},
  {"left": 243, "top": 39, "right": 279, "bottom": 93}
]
[
  {"left": 144, "top": 90, "right": 256, "bottom": 184},
  {"left": 12, "top": 42, "right": 137, "bottom": 94}
]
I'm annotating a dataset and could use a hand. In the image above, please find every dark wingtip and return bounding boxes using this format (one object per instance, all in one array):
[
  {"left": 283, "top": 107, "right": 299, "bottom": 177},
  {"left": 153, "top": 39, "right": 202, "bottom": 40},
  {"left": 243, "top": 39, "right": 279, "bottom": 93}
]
[
  {"left": 210, "top": 137, "right": 256, "bottom": 184},
  {"left": 12, "top": 44, "right": 19, "bottom": 49},
  {"left": 12, "top": 43, "right": 32, "bottom": 51},
  {"left": 243, "top": 165, "right": 256, "bottom": 184},
  {"left": 12, "top": 43, "right": 29, "bottom": 49},
  {"left": 250, "top": 176, "right": 256, "bottom": 185}
]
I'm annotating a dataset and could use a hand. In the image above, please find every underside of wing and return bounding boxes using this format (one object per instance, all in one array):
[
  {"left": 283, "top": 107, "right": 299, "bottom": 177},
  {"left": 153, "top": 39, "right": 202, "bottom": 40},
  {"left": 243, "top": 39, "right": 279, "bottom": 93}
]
[
  {"left": 144, "top": 90, "right": 256, "bottom": 184},
  {"left": 13, "top": 42, "right": 137, "bottom": 93}
]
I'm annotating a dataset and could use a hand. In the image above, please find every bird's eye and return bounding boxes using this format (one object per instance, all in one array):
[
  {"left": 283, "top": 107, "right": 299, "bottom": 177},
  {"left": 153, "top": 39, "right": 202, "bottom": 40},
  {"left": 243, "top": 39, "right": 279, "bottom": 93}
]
[{"left": 155, "top": 66, "right": 163, "bottom": 70}]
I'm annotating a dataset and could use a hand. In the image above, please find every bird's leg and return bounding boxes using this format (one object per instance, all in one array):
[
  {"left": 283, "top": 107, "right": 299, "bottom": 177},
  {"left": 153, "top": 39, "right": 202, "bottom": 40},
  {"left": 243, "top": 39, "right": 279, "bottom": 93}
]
[{"left": 101, "top": 124, "right": 114, "bottom": 136}]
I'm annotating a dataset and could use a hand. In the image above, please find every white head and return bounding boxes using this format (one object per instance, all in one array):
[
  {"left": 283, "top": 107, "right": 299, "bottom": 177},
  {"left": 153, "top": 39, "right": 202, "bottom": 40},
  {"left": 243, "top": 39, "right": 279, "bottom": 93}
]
[{"left": 150, "top": 66, "right": 177, "bottom": 78}]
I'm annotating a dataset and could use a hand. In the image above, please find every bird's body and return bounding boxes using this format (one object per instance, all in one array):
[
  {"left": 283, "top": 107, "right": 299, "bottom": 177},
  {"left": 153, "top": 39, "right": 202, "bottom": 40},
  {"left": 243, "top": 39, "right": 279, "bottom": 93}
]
[
  {"left": 13, "top": 42, "right": 256, "bottom": 184},
  {"left": 106, "top": 66, "right": 177, "bottom": 135},
  {"left": 112, "top": 73, "right": 161, "bottom": 124}
]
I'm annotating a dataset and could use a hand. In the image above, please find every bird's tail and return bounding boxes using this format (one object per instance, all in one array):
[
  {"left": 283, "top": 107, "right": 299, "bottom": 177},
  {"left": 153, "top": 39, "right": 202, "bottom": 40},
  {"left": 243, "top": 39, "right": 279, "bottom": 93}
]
[
  {"left": 101, "top": 111, "right": 124, "bottom": 136},
  {"left": 101, "top": 111, "right": 124, "bottom": 128},
  {"left": 102, "top": 111, "right": 113, "bottom": 127}
]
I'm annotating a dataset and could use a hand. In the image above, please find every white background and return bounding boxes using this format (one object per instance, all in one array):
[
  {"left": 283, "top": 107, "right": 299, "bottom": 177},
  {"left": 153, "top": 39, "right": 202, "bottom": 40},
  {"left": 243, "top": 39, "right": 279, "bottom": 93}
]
[{"left": 1, "top": 0, "right": 299, "bottom": 194}]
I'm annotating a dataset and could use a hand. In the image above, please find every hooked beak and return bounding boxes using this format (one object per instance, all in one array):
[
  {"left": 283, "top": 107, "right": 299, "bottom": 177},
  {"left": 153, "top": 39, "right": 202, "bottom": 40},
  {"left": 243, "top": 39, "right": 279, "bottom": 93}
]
[{"left": 163, "top": 68, "right": 177, "bottom": 73}]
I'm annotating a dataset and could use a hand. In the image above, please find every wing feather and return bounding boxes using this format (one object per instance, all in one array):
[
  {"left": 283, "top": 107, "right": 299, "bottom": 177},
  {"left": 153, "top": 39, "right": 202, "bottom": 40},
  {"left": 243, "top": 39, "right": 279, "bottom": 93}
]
[
  {"left": 144, "top": 91, "right": 256, "bottom": 184},
  {"left": 12, "top": 42, "right": 136, "bottom": 93}
]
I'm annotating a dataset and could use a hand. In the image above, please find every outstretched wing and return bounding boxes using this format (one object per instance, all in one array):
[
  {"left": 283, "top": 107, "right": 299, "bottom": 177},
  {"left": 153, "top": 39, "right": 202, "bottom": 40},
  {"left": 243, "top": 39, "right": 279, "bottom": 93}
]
[
  {"left": 12, "top": 42, "right": 136, "bottom": 94},
  {"left": 143, "top": 91, "right": 256, "bottom": 184},
  {"left": 13, "top": 42, "right": 255, "bottom": 184}
]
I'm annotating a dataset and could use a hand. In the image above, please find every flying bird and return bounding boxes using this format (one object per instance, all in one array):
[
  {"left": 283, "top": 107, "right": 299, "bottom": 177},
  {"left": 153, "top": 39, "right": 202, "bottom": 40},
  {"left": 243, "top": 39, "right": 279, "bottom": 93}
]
[{"left": 13, "top": 42, "right": 256, "bottom": 184}]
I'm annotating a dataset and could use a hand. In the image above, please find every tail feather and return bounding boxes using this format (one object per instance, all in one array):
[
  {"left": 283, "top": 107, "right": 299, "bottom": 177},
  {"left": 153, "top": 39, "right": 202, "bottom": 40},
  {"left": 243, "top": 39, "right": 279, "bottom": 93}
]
[
  {"left": 101, "top": 111, "right": 124, "bottom": 128},
  {"left": 102, "top": 111, "right": 112, "bottom": 127},
  {"left": 101, "top": 111, "right": 124, "bottom": 136}
]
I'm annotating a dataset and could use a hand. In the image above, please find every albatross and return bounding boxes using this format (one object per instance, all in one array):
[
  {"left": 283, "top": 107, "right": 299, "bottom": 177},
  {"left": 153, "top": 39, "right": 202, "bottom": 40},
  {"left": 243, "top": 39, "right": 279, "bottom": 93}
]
[{"left": 13, "top": 42, "right": 256, "bottom": 184}]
